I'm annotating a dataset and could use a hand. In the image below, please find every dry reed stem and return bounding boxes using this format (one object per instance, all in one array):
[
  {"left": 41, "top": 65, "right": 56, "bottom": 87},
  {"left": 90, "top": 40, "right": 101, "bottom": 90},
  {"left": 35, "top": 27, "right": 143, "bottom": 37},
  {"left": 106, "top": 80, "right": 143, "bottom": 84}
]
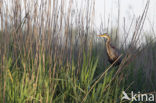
[{"left": 81, "top": 54, "right": 123, "bottom": 103}]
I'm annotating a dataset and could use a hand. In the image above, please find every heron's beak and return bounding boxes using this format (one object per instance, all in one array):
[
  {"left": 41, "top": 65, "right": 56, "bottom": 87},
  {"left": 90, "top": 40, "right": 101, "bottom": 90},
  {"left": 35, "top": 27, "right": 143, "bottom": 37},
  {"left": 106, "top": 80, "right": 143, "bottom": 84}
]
[{"left": 97, "top": 33, "right": 108, "bottom": 37}]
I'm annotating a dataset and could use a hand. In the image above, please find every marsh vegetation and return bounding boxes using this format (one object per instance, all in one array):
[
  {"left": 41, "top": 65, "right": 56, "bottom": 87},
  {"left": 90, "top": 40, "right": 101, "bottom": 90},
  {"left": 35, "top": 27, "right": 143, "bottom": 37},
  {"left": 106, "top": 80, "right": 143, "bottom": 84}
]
[{"left": 0, "top": 0, "right": 155, "bottom": 103}]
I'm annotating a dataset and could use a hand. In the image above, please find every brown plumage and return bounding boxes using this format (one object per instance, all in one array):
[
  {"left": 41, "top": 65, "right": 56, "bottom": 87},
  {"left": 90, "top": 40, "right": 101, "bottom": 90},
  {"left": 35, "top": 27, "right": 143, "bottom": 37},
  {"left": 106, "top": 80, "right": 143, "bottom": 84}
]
[{"left": 97, "top": 33, "right": 121, "bottom": 66}]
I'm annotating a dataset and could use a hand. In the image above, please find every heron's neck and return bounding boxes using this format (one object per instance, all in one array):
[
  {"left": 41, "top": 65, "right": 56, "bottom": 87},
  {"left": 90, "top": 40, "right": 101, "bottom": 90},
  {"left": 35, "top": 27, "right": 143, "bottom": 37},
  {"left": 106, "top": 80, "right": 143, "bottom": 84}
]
[
  {"left": 106, "top": 38, "right": 111, "bottom": 52},
  {"left": 106, "top": 38, "right": 110, "bottom": 46}
]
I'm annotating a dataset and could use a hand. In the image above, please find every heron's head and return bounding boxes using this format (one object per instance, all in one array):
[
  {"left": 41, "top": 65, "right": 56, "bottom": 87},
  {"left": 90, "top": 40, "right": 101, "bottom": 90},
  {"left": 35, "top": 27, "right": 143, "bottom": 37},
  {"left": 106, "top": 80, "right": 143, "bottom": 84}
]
[{"left": 97, "top": 33, "right": 110, "bottom": 40}]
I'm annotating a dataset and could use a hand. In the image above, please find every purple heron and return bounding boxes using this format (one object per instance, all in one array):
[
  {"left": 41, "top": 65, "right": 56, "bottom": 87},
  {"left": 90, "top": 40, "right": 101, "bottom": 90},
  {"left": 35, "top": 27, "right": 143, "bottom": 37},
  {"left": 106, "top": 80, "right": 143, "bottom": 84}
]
[{"left": 97, "top": 33, "right": 121, "bottom": 66}]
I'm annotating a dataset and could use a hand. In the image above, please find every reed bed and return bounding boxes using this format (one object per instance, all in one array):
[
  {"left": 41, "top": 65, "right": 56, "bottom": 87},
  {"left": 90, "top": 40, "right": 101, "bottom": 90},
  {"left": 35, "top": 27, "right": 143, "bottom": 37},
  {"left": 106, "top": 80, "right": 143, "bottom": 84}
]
[{"left": 0, "top": 0, "right": 155, "bottom": 103}]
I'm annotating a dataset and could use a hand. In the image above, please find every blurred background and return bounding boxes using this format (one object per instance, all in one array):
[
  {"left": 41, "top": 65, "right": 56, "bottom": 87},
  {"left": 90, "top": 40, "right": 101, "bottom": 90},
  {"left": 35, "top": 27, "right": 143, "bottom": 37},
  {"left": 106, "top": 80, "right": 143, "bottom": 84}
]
[{"left": 0, "top": 0, "right": 155, "bottom": 102}]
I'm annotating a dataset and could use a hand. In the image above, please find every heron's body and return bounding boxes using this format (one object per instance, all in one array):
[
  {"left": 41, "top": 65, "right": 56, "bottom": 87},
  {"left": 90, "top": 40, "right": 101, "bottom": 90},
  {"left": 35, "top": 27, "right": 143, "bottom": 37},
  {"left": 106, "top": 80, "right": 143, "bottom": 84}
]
[{"left": 98, "top": 33, "right": 121, "bottom": 66}]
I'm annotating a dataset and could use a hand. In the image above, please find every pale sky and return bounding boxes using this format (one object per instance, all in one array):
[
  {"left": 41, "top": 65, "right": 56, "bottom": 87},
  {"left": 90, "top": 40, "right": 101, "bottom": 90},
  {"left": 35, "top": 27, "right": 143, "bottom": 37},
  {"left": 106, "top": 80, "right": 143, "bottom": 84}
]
[
  {"left": 3, "top": 0, "right": 156, "bottom": 39},
  {"left": 94, "top": 0, "right": 156, "bottom": 33},
  {"left": 92, "top": 0, "right": 156, "bottom": 45}
]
